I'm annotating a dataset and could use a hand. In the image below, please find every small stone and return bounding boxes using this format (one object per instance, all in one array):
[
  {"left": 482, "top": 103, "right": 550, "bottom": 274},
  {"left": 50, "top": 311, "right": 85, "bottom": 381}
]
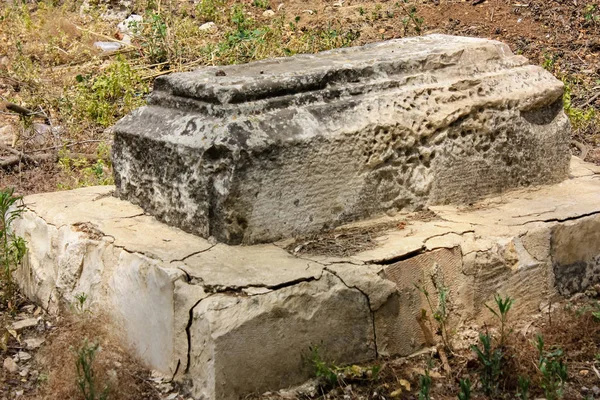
[
  {"left": 580, "top": 369, "right": 590, "bottom": 376},
  {"left": 3, "top": 357, "right": 18, "bottom": 373},
  {"left": 19, "top": 367, "right": 29, "bottom": 377},
  {"left": 593, "top": 386, "right": 600, "bottom": 396},
  {"left": 21, "top": 305, "right": 34, "bottom": 313},
  {"left": 24, "top": 338, "right": 45, "bottom": 350},
  {"left": 199, "top": 22, "right": 217, "bottom": 32},
  {"left": 12, "top": 318, "right": 38, "bottom": 331},
  {"left": 263, "top": 9, "right": 275, "bottom": 17},
  {"left": 117, "top": 14, "right": 143, "bottom": 35},
  {"left": 17, "top": 351, "right": 31, "bottom": 361},
  {"left": 379, "top": 28, "right": 385, "bottom": 34},
  {"left": 0, "top": 125, "right": 15, "bottom": 145}
]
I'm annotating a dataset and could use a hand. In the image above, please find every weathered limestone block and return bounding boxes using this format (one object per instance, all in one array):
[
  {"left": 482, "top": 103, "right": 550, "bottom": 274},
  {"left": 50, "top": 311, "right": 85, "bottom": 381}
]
[
  {"left": 12, "top": 159, "right": 600, "bottom": 400},
  {"left": 11, "top": 186, "right": 375, "bottom": 400},
  {"left": 113, "top": 34, "right": 570, "bottom": 244},
  {"left": 188, "top": 273, "right": 375, "bottom": 400}
]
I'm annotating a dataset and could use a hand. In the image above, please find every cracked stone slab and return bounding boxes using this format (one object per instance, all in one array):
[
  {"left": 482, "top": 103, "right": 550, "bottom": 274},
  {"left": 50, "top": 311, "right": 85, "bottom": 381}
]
[
  {"left": 188, "top": 272, "right": 375, "bottom": 399},
  {"left": 178, "top": 243, "right": 324, "bottom": 289},
  {"left": 20, "top": 186, "right": 213, "bottom": 263},
  {"left": 430, "top": 159, "right": 600, "bottom": 227},
  {"left": 113, "top": 34, "right": 570, "bottom": 244},
  {"left": 11, "top": 160, "right": 600, "bottom": 400}
]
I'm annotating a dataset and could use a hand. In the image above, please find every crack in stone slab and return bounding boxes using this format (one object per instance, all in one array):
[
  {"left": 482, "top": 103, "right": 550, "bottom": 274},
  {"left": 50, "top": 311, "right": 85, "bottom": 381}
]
[
  {"left": 366, "top": 246, "right": 427, "bottom": 265},
  {"left": 196, "top": 268, "right": 325, "bottom": 295},
  {"left": 521, "top": 209, "right": 600, "bottom": 226},
  {"left": 181, "top": 268, "right": 327, "bottom": 376},
  {"left": 170, "top": 244, "right": 217, "bottom": 263},
  {"left": 324, "top": 267, "right": 379, "bottom": 358}
]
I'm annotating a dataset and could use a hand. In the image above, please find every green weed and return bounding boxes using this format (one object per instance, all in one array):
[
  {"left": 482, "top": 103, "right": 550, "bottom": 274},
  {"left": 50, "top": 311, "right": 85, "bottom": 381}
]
[
  {"left": 57, "top": 150, "right": 114, "bottom": 190},
  {"left": 309, "top": 345, "right": 338, "bottom": 387},
  {"left": 253, "top": 0, "right": 270, "bottom": 9},
  {"left": 536, "top": 334, "right": 568, "bottom": 400},
  {"left": 69, "top": 57, "right": 147, "bottom": 127},
  {"left": 414, "top": 279, "right": 452, "bottom": 352},
  {"left": 542, "top": 52, "right": 556, "bottom": 71},
  {"left": 517, "top": 375, "right": 531, "bottom": 400},
  {"left": 0, "top": 188, "right": 27, "bottom": 306},
  {"left": 563, "top": 81, "right": 597, "bottom": 130},
  {"left": 73, "top": 339, "right": 109, "bottom": 400},
  {"left": 584, "top": 4, "right": 599, "bottom": 24},
  {"left": 139, "top": 11, "right": 169, "bottom": 64},
  {"left": 471, "top": 332, "right": 503, "bottom": 396},
  {"left": 74, "top": 292, "right": 89, "bottom": 314},
  {"left": 397, "top": 0, "right": 424, "bottom": 34},
  {"left": 196, "top": 0, "right": 227, "bottom": 22},
  {"left": 418, "top": 369, "right": 432, "bottom": 400},
  {"left": 457, "top": 378, "right": 471, "bottom": 400},
  {"left": 485, "top": 294, "right": 514, "bottom": 347}
]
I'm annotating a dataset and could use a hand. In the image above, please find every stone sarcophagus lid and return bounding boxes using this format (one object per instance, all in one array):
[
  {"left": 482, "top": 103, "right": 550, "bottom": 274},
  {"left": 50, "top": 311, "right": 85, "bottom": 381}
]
[{"left": 113, "top": 34, "right": 570, "bottom": 244}]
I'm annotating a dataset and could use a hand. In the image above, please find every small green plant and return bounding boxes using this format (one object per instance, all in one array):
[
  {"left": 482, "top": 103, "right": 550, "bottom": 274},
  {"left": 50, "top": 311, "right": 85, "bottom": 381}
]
[
  {"left": 397, "top": 0, "right": 423, "bottom": 34},
  {"left": 535, "top": 334, "right": 568, "bottom": 400},
  {"left": 74, "top": 292, "right": 88, "bottom": 314},
  {"left": 457, "top": 378, "right": 471, "bottom": 400},
  {"left": 141, "top": 11, "right": 169, "bottom": 64},
  {"left": 73, "top": 339, "right": 109, "bottom": 400},
  {"left": 517, "top": 375, "right": 531, "bottom": 400},
  {"left": 584, "top": 4, "right": 599, "bottom": 24},
  {"left": 253, "top": 0, "right": 270, "bottom": 9},
  {"left": 196, "top": 0, "right": 227, "bottom": 22},
  {"left": 0, "top": 188, "right": 27, "bottom": 306},
  {"left": 309, "top": 345, "right": 338, "bottom": 387},
  {"left": 414, "top": 280, "right": 452, "bottom": 352},
  {"left": 471, "top": 332, "right": 503, "bottom": 396},
  {"left": 591, "top": 302, "right": 600, "bottom": 321},
  {"left": 70, "top": 57, "right": 147, "bottom": 127},
  {"left": 485, "top": 294, "right": 514, "bottom": 347},
  {"left": 418, "top": 369, "right": 432, "bottom": 400},
  {"left": 542, "top": 52, "right": 556, "bottom": 71},
  {"left": 563, "top": 80, "right": 597, "bottom": 132}
]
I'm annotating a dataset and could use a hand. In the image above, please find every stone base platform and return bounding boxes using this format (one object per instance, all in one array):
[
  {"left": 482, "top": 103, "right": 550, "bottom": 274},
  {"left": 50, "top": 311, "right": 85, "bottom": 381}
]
[{"left": 13, "top": 157, "right": 600, "bottom": 399}]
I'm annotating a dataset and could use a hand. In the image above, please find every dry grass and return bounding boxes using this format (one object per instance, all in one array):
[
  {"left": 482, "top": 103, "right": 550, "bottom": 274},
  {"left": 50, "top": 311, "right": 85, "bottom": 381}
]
[{"left": 31, "top": 312, "right": 160, "bottom": 400}]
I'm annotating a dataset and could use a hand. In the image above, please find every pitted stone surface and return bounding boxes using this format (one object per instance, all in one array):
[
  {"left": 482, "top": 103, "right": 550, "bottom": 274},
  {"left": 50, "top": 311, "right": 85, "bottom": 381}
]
[{"left": 113, "top": 34, "right": 571, "bottom": 244}]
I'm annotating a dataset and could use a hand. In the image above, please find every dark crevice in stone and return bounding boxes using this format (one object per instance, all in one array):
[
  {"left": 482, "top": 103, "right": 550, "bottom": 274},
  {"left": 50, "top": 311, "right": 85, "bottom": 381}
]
[
  {"left": 184, "top": 297, "right": 206, "bottom": 374},
  {"left": 527, "top": 209, "right": 600, "bottom": 226},
  {"left": 324, "top": 267, "right": 379, "bottom": 358},
  {"left": 197, "top": 270, "right": 323, "bottom": 295},
  {"left": 368, "top": 246, "right": 427, "bottom": 265}
]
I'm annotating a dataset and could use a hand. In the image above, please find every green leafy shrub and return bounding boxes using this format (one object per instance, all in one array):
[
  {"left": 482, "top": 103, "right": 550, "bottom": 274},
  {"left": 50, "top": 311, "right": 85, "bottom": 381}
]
[{"left": 70, "top": 57, "right": 147, "bottom": 127}]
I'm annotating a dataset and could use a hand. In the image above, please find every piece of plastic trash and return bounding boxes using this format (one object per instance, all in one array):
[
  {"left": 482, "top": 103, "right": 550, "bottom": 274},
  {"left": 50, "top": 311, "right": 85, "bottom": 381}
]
[{"left": 93, "top": 42, "right": 122, "bottom": 52}]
